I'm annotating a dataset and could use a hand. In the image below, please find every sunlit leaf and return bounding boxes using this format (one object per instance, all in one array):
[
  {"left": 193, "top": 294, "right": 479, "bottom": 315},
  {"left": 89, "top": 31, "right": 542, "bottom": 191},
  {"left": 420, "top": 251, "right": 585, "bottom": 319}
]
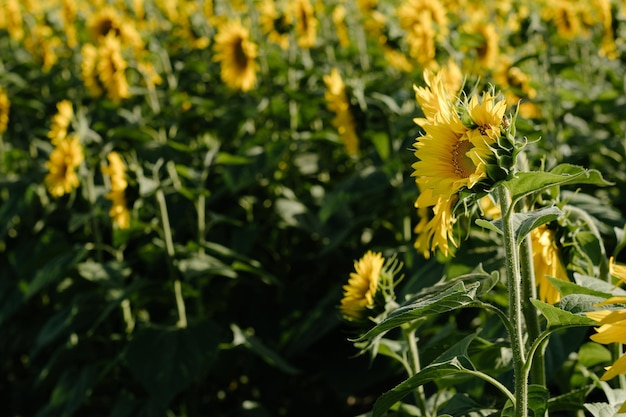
[
  {"left": 531, "top": 299, "right": 598, "bottom": 329},
  {"left": 355, "top": 281, "right": 480, "bottom": 342}
]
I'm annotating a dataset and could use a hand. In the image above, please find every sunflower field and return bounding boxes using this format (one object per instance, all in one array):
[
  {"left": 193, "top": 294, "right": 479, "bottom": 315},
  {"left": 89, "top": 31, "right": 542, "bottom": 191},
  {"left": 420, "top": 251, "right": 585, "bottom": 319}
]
[{"left": 1, "top": 0, "right": 626, "bottom": 416}]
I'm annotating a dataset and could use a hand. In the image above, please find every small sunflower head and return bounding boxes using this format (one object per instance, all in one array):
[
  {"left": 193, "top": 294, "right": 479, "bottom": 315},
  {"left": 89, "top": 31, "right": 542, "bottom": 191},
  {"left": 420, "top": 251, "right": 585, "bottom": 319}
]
[
  {"left": 340, "top": 251, "right": 401, "bottom": 324},
  {"left": 457, "top": 87, "right": 523, "bottom": 185}
]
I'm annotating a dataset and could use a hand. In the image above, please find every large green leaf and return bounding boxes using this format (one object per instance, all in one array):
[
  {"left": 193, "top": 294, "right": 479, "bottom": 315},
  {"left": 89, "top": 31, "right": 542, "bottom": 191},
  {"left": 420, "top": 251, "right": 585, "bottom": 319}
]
[
  {"left": 372, "top": 334, "right": 510, "bottom": 416},
  {"left": 547, "top": 385, "right": 595, "bottom": 412},
  {"left": 125, "top": 320, "right": 220, "bottom": 408},
  {"left": 355, "top": 281, "right": 480, "bottom": 343},
  {"left": 481, "top": 206, "right": 561, "bottom": 240},
  {"left": 547, "top": 275, "right": 620, "bottom": 299},
  {"left": 531, "top": 299, "right": 598, "bottom": 329},
  {"left": 505, "top": 164, "right": 612, "bottom": 206}
]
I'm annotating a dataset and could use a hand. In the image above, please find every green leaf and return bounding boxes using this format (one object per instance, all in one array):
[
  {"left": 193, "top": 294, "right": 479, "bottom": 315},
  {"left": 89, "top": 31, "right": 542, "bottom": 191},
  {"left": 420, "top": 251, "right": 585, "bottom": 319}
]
[
  {"left": 36, "top": 365, "right": 99, "bottom": 417},
  {"left": 475, "top": 218, "right": 502, "bottom": 235},
  {"left": 547, "top": 385, "right": 594, "bottom": 412},
  {"left": 547, "top": 275, "right": 619, "bottom": 299},
  {"left": 231, "top": 324, "right": 300, "bottom": 375},
  {"left": 355, "top": 281, "right": 480, "bottom": 342},
  {"left": 514, "top": 206, "right": 561, "bottom": 241},
  {"left": 574, "top": 274, "right": 626, "bottom": 296},
  {"left": 373, "top": 358, "right": 467, "bottom": 416},
  {"left": 531, "top": 299, "right": 598, "bottom": 329},
  {"left": 528, "top": 384, "right": 549, "bottom": 417},
  {"left": 373, "top": 335, "right": 481, "bottom": 417},
  {"left": 558, "top": 294, "right": 612, "bottom": 314},
  {"left": 504, "top": 165, "right": 612, "bottom": 206},
  {"left": 125, "top": 320, "right": 220, "bottom": 408},
  {"left": 477, "top": 206, "right": 561, "bottom": 241},
  {"left": 24, "top": 248, "right": 88, "bottom": 300}
]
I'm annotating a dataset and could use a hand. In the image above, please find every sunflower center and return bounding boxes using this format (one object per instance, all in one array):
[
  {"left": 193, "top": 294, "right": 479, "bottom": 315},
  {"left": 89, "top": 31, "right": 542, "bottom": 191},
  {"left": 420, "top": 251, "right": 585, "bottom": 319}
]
[
  {"left": 234, "top": 37, "right": 248, "bottom": 69},
  {"left": 451, "top": 139, "right": 475, "bottom": 178}
]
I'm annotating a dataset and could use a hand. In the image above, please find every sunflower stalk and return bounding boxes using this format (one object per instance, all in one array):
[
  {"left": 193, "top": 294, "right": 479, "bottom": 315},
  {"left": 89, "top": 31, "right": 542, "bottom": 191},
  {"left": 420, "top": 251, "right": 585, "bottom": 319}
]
[
  {"left": 497, "top": 183, "right": 528, "bottom": 417},
  {"left": 402, "top": 323, "right": 429, "bottom": 417}
]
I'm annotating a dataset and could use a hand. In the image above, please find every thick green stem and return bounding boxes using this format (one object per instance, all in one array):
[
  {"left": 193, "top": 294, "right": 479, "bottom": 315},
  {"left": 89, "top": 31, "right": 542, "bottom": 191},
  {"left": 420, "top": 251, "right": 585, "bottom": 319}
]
[
  {"left": 497, "top": 184, "right": 528, "bottom": 417},
  {"left": 520, "top": 236, "right": 546, "bottom": 387}
]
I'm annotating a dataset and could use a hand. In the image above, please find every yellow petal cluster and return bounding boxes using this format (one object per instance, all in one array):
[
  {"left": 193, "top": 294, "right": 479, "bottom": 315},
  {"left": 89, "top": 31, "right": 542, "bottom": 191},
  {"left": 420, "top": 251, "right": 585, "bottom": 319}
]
[
  {"left": 81, "top": 34, "right": 130, "bottom": 103},
  {"left": 585, "top": 295, "right": 626, "bottom": 413},
  {"left": 290, "top": 0, "right": 317, "bottom": 49},
  {"left": 530, "top": 225, "right": 569, "bottom": 304},
  {"left": 48, "top": 100, "right": 73, "bottom": 145},
  {"left": 323, "top": 68, "right": 359, "bottom": 157},
  {"left": 0, "top": 87, "right": 9, "bottom": 136},
  {"left": 101, "top": 152, "right": 131, "bottom": 229},
  {"left": 44, "top": 134, "right": 84, "bottom": 198},
  {"left": 340, "top": 251, "right": 384, "bottom": 321},
  {"left": 213, "top": 20, "right": 258, "bottom": 92},
  {"left": 412, "top": 69, "right": 506, "bottom": 258}
]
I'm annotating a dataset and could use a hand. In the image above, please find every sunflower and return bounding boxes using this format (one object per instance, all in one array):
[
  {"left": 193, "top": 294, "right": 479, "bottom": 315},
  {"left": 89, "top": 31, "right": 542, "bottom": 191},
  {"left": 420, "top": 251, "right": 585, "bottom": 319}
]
[
  {"left": 102, "top": 152, "right": 130, "bottom": 229},
  {"left": 258, "top": 0, "right": 292, "bottom": 50},
  {"left": 411, "top": 69, "right": 508, "bottom": 258},
  {"left": 0, "top": 87, "right": 9, "bottom": 136},
  {"left": 397, "top": 0, "right": 448, "bottom": 68},
  {"left": 332, "top": 5, "right": 350, "bottom": 48},
  {"left": 289, "top": 0, "right": 317, "bottom": 49},
  {"left": 340, "top": 251, "right": 384, "bottom": 321},
  {"left": 530, "top": 224, "right": 569, "bottom": 304},
  {"left": 44, "top": 134, "right": 84, "bottom": 198},
  {"left": 81, "top": 43, "right": 103, "bottom": 98},
  {"left": 461, "top": 18, "right": 499, "bottom": 73},
  {"left": 541, "top": 0, "right": 583, "bottom": 39},
  {"left": 5, "top": 0, "right": 24, "bottom": 41},
  {"left": 585, "top": 296, "right": 626, "bottom": 413},
  {"left": 48, "top": 100, "right": 73, "bottom": 144},
  {"left": 86, "top": 6, "right": 144, "bottom": 51},
  {"left": 96, "top": 34, "right": 131, "bottom": 103},
  {"left": 323, "top": 68, "right": 359, "bottom": 156},
  {"left": 213, "top": 20, "right": 258, "bottom": 92}
]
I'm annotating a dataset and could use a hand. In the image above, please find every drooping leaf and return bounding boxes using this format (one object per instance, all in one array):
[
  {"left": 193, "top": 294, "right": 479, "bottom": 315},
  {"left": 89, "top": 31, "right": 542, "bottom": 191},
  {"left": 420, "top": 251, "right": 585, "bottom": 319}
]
[
  {"left": 531, "top": 299, "right": 598, "bottom": 329},
  {"left": 231, "top": 324, "right": 300, "bottom": 375},
  {"left": 355, "top": 281, "right": 480, "bottom": 343},
  {"left": 547, "top": 275, "right": 617, "bottom": 299},
  {"left": 547, "top": 385, "right": 595, "bottom": 413}
]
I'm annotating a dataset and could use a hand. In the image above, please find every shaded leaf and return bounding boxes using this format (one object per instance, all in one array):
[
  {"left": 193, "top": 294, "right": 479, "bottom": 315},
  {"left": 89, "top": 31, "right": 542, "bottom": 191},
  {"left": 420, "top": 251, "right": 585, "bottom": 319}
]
[
  {"left": 126, "top": 320, "right": 220, "bottom": 408},
  {"left": 231, "top": 324, "right": 300, "bottom": 375}
]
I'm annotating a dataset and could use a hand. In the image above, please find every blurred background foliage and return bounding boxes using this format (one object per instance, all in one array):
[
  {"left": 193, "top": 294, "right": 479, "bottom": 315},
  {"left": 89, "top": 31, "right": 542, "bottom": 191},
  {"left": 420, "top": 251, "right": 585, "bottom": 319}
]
[{"left": 0, "top": 0, "right": 625, "bottom": 416}]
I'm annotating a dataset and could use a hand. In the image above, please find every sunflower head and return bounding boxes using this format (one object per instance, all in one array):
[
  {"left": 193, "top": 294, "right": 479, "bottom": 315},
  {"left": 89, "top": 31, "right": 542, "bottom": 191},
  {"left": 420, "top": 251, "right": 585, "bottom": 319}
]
[{"left": 340, "top": 251, "right": 399, "bottom": 323}]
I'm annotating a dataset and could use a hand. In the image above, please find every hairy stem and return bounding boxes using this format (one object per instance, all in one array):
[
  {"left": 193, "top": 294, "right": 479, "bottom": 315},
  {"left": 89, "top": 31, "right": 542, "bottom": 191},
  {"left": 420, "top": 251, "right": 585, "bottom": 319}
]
[{"left": 497, "top": 184, "right": 528, "bottom": 417}]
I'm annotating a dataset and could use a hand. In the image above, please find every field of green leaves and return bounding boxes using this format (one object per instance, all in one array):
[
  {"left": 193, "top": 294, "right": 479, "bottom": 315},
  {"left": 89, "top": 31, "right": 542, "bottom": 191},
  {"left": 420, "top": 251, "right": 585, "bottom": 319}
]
[{"left": 1, "top": 0, "right": 626, "bottom": 416}]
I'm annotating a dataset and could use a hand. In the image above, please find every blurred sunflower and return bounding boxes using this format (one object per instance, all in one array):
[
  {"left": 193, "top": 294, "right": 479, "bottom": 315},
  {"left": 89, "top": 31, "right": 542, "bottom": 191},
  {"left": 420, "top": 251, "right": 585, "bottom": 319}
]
[
  {"left": 48, "top": 100, "right": 73, "bottom": 144},
  {"left": 61, "top": 0, "right": 78, "bottom": 48},
  {"left": 44, "top": 134, "right": 84, "bottom": 198},
  {"left": 332, "top": 5, "right": 350, "bottom": 48},
  {"left": 323, "top": 68, "right": 359, "bottom": 156},
  {"left": 4, "top": 0, "right": 24, "bottom": 41},
  {"left": 289, "top": 0, "right": 317, "bottom": 49},
  {"left": 397, "top": 0, "right": 448, "bottom": 68},
  {"left": 0, "top": 87, "right": 9, "bottom": 136},
  {"left": 97, "top": 34, "right": 131, "bottom": 103},
  {"left": 610, "top": 257, "right": 626, "bottom": 286},
  {"left": 23, "top": 24, "right": 61, "bottom": 72},
  {"left": 87, "top": 6, "right": 143, "bottom": 51},
  {"left": 340, "top": 251, "right": 384, "bottom": 321},
  {"left": 412, "top": 69, "right": 508, "bottom": 258},
  {"left": 585, "top": 294, "right": 626, "bottom": 413},
  {"left": 461, "top": 17, "right": 499, "bottom": 73},
  {"left": 81, "top": 43, "right": 103, "bottom": 98},
  {"left": 258, "top": 0, "right": 292, "bottom": 50},
  {"left": 541, "top": 0, "right": 583, "bottom": 39},
  {"left": 102, "top": 151, "right": 130, "bottom": 229},
  {"left": 531, "top": 224, "right": 569, "bottom": 304},
  {"left": 213, "top": 20, "right": 258, "bottom": 92},
  {"left": 494, "top": 58, "right": 540, "bottom": 119}
]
